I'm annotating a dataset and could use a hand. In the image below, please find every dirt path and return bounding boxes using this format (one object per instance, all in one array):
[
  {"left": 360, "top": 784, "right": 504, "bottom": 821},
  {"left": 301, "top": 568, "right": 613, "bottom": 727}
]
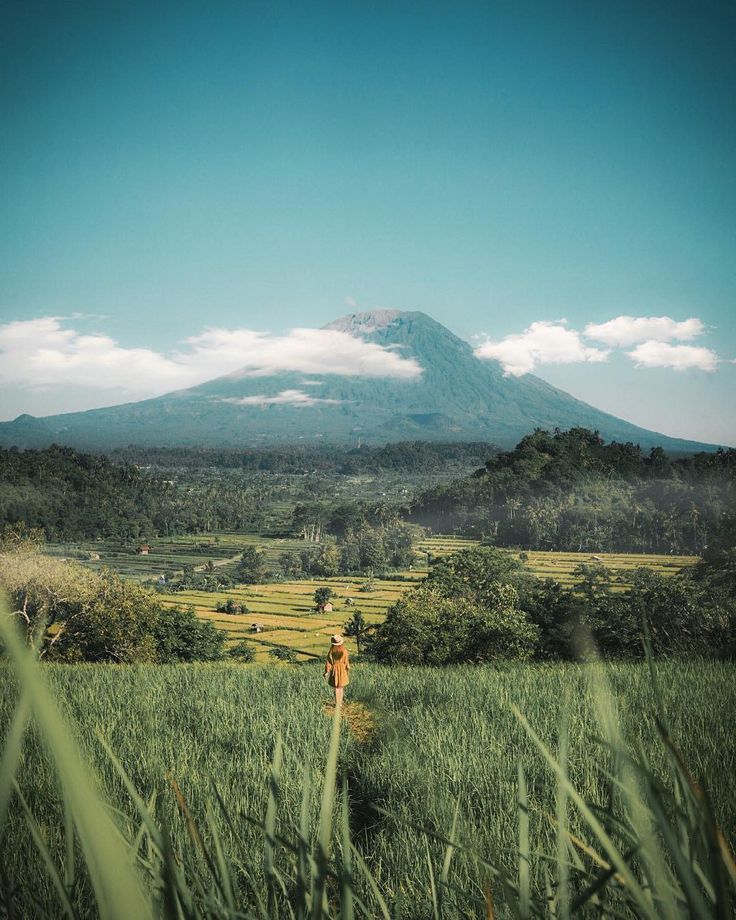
[{"left": 323, "top": 700, "right": 378, "bottom": 744}]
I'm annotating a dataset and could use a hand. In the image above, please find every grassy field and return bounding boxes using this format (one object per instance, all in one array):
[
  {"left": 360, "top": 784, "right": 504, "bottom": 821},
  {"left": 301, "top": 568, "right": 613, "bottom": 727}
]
[{"left": 1, "top": 659, "right": 733, "bottom": 917}]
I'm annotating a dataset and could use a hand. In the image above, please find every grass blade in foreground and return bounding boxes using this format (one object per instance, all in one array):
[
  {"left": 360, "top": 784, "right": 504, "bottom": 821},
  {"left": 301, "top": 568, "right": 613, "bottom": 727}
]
[{"left": 0, "top": 596, "right": 154, "bottom": 920}]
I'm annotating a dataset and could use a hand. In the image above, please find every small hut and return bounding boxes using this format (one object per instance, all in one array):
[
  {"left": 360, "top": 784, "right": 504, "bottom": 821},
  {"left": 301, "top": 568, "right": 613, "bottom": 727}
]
[
  {"left": 250, "top": 623, "right": 264, "bottom": 633},
  {"left": 322, "top": 602, "right": 334, "bottom": 613},
  {"left": 136, "top": 544, "right": 151, "bottom": 555}
]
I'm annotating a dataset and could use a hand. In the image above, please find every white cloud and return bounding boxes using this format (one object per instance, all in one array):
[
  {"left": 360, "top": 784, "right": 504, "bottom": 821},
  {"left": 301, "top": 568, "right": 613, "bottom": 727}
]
[
  {"left": 223, "top": 389, "right": 344, "bottom": 408},
  {"left": 187, "top": 326, "right": 421, "bottom": 379},
  {"left": 584, "top": 315, "right": 704, "bottom": 346},
  {"left": 474, "top": 321, "right": 610, "bottom": 376},
  {"left": 0, "top": 317, "right": 422, "bottom": 407},
  {"left": 627, "top": 341, "right": 718, "bottom": 372}
]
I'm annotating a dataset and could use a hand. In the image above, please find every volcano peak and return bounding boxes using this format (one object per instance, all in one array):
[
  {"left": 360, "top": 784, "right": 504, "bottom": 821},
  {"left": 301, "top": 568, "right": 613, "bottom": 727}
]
[{"left": 323, "top": 309, "right": 407, "bottom": 335}]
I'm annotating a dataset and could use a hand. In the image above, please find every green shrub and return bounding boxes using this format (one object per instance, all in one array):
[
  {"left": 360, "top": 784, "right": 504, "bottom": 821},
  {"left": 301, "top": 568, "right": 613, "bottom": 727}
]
[
  {"left": 372, "top": 583, "right": 539, "bottom": 664},
  {"left": 153, "top": 606, "right": 225, "bottom": 662},
  {"left": 269, "top": 646, "right": 297, "bottom": 663},
  {"left": 227, "top": 640, "right": 256, "bottom": 662}
]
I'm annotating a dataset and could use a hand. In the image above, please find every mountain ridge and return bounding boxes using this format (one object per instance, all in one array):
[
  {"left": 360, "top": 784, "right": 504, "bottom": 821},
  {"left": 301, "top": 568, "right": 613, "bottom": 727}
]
[{"left": 0, "top": 310, "right": 721, "bottom": 452}]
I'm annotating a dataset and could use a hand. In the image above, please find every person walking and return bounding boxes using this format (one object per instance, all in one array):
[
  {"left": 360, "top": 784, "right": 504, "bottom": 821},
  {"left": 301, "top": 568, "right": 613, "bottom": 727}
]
[{"left": 324, "top": 634, "right": 350, "bottom": 707}]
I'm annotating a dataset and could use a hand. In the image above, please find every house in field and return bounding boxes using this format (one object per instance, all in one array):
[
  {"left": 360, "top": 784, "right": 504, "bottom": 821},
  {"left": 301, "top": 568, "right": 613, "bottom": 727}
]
[
  {"left": 136, "top": 544, "right": 151, "bottom": 555},
  {"left": 321, "top": 602, "right": 334, "bottom": 613},
  {"left": 250, "top": 623, "right": 264, "bottom": 633}
]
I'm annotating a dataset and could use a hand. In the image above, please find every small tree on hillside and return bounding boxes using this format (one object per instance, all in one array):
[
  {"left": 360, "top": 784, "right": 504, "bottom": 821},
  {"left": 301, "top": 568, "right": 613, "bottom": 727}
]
[
  {"left": 314, "top": 587, "right": 335, "bottom": 612},
  {"left": 343, "top": 609, "right": 371, "bottom": 654},
  {"left": 237, "top": 546, "right": 267, "bottom": 584},
  {"left": 228, "top": 640, "right": 256, "bottom": 663},
  {"left": 269, "top": 646, "right": 297, "bottom": 663},
  {"left": 278, "top": 551, "right": 301, "bottom": 578}
]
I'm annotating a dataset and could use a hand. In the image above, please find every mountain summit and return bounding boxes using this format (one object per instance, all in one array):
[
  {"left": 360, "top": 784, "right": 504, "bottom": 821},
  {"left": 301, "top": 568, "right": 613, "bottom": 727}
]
[{"left": 0, "top": 311, "right": 717, "bottom": 452}]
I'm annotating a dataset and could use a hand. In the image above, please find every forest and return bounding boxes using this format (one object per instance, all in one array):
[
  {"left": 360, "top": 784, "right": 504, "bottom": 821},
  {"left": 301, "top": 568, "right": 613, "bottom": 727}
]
[
  {"left": 410, "top": 428, "right": 735, "bottom": 554},
  {"left": 1, "top": 432, "right": 734, "bottom": 555},
  {"left": 0, "top": 442, "right": 489, "bottom": 541}
]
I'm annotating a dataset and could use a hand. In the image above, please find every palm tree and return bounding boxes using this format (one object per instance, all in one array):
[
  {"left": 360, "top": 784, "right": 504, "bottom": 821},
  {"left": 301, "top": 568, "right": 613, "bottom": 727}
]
[{"left": 343, "top": 609, "right": 370, "bottom": 654}]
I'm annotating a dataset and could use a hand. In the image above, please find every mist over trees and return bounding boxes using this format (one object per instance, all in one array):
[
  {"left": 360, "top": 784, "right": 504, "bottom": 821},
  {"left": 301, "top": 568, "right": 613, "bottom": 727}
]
[
  {"left": 410, "top": 428, "right": 735, "bottom": 554},
  {"left": 1, "top": 431, "right": 733, "bottom": 561}
]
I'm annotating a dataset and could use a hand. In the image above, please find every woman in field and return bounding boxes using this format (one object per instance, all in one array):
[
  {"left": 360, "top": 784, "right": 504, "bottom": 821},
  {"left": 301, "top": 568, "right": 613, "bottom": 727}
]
[{"left": 324, "top": 634, "right": 350, "bottom": 706}]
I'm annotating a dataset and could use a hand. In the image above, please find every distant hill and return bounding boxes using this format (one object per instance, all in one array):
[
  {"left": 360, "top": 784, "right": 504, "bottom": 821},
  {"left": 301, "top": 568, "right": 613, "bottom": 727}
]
[
  {"left": 408, "top": 427, "right": 735, "bottom": 553},
  {"left": 0, "top": 310, "right": 719, "bottom": 452}
]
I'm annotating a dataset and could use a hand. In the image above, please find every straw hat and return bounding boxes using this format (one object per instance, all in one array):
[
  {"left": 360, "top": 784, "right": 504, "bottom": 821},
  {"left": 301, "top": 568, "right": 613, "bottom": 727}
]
[{"left": 330, "top": 634, "right": 344, "bottom": 645}]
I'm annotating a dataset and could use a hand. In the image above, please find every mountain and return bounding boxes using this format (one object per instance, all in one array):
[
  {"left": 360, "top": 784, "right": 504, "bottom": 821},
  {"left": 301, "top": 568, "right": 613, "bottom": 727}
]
[{"left": 0, "top": 311, "right": 719, "bottom": 452}]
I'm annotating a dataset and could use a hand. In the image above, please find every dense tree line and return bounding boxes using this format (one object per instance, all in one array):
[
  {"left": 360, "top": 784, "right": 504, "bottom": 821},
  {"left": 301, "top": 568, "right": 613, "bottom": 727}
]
[
  {"left": 0, "top": 446, "right": 276, "bottom": 540},
  {"left": 0, "top": 442, "right": 492, "bottom": 542},
  {"left": 371, "top": 540, "right": 736, "bottom": 664},
  {"left": 112, "top": 441, "right": 496, "bottom": 474},
  {"left": 410, "top": 428, "right": 735, "bottom": 554}
]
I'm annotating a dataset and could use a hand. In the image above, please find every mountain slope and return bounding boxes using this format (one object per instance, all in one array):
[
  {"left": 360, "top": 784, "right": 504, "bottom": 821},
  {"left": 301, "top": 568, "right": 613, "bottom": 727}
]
[{"left": 0, "top": 311, "right": 718, "bottom": 451}]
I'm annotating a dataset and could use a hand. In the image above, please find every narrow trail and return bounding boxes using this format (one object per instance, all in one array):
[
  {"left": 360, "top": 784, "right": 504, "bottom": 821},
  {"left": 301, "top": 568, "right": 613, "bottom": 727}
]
[{"left": 323, "top": 700, "right": 378, "bottom": 744}]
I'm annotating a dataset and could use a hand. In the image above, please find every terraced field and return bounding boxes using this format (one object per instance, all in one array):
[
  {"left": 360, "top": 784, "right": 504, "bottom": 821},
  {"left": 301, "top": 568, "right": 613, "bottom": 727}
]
[
  {"left": 45, "top": 532, "right": 699, "bottom": 660},
  {"left": 417, "top": 536, "right": 697, "bottom": 581},
  {"left": 159, "top": 539, "right": 697, "bottom": 661},
  {"left": 160, "top": 576, "right": 413, "bottom": 662},
  {"left": 512, "top": 548, "right": 697, "bottom": 586},
  {"left": 43, "top": 532, "right": 306, "bottom": 582}
]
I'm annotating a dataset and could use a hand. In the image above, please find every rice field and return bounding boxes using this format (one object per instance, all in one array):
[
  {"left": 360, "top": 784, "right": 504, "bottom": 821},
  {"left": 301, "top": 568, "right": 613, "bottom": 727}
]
[
  {"left": 43, "top": 532, "right": 307, "bottom": 582},
  {"left": 146, "top": 535, "right": 697, "bottom": 660},
  {"left": 42, "top": 533, "right": 698, "bottom": 662},
  {"left": 160, "top": 576, "right": 411, "bottom": 662}
]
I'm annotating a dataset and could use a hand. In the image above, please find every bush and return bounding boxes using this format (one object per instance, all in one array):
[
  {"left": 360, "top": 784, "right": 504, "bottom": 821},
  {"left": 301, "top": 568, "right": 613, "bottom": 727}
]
[
  {"left": 269, "top": 646, "right": 297, "bottom": 663},
  {"left": 228, "top": 640, "right": 256, "bottom": 662},
  {"left": 153, "top": 606, "right": 226, "bottom": 662},
  {"left": 372, "top": 583, "right": 538, "bottom": 664},
  {"left": 216, "top": 598, "right": 248, "bottom": 615}
]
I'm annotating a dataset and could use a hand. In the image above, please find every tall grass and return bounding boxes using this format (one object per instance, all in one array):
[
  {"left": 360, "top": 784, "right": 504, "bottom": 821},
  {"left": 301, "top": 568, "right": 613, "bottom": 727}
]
[{"left": 1, "top": 598, "right": 735, "bottom": 917}]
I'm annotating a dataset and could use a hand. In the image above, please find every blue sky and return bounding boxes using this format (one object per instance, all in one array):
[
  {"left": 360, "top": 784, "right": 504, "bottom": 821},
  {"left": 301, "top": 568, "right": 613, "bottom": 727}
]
[{"left": 1, "top": 0, "right": 734, "bottom": 443}]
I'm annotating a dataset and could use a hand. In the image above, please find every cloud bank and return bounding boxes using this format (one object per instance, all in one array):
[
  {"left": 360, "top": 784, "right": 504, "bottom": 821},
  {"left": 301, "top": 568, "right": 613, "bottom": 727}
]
[
  {"left": 223, "top": 389, "right": 344, "bottom": 407},
  {"left": 627, "top": 341, "right": 718, "bottom": 372},
  {"left": 0, "top": 317, "right": 422, "bottom": 407},
  {"left": 474, "top": 321, "right": 609, "bottom": 376},
  {"left": 584, "top": 315, "right": 704, "bottom": 346},
  {"left": 475, "top": 314, "right": 719, "bottom": 375}
]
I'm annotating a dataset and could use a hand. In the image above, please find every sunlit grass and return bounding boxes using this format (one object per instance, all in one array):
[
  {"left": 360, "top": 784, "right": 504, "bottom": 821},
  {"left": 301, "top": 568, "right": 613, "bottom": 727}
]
[{"left": 1, "top": 598, "right": 734, "bottom": 918}]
